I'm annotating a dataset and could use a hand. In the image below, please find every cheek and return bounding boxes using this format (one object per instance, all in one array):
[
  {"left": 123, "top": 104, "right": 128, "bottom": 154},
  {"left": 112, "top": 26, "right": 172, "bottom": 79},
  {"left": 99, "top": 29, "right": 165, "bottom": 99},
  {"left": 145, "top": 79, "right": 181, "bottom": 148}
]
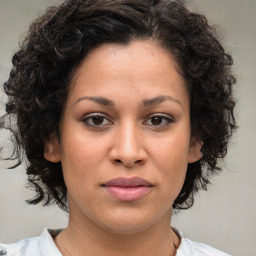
[
  {"left": 151, "top": 135, "right": 189, "bottom": 191},
  {"left": 152, "top": 133, "right": 190, "bottom": 167},
  {"left": 59, "top": 138, "right": 97, "bottom": 188},
  {"left": 61, "top": 130, "right": 106, "bottom": 165},
  {"left": 60, "top": 144, "right": 99, "bottom": 203}
]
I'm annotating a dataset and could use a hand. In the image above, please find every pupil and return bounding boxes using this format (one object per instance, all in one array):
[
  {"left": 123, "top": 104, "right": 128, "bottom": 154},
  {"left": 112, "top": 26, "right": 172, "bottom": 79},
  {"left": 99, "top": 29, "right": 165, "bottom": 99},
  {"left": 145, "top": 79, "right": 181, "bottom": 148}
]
[
  {"left": 93, "top": 116, "right": 103, "bottom": 125},
  {"left": 151, "top": 116, "right": 162, "bottom": 125}
]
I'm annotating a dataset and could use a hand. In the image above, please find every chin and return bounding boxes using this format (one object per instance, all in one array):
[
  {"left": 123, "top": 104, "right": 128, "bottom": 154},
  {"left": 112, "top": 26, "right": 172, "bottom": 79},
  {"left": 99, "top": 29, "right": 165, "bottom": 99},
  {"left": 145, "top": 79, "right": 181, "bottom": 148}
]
[
  {"left": 105, "top": 222, "right": 152, "bottom": 235},
  {"left": 97, "top": 211, "right": 160, "bottom": 235}
]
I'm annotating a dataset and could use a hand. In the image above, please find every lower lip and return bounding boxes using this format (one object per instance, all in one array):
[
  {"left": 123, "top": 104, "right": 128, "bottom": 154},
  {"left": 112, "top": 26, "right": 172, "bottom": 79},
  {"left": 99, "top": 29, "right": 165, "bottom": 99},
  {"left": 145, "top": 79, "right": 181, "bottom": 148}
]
[{"left": 104, "top": 186, "right": 152, "bottom": 201}]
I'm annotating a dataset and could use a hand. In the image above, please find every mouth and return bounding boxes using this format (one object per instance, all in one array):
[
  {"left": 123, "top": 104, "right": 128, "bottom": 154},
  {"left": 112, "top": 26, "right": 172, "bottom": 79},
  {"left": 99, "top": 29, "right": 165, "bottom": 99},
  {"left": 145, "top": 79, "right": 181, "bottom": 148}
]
[{"left": 102, "top": 177, "right": 153, "bottom": 201}]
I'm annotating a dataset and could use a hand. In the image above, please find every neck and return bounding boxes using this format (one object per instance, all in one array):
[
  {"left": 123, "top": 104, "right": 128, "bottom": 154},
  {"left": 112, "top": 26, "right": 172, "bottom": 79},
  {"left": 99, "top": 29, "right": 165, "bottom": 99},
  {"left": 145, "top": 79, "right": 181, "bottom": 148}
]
[{"left": 55, "top": 210, "right": 179, "bottom": 256}]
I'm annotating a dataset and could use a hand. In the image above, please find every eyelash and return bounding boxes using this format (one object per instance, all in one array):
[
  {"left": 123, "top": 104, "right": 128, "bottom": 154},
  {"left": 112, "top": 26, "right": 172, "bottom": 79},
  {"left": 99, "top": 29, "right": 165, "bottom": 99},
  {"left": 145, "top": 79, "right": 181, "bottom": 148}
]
[
  {"left": 143, "top": 114, "right": 174, "bottom": 127},
  {"left": 82, "top": 113, "right": 113, "bottom": 127},
  {"left": 82, "top": 113, "right": 174, "bottom": 128}
]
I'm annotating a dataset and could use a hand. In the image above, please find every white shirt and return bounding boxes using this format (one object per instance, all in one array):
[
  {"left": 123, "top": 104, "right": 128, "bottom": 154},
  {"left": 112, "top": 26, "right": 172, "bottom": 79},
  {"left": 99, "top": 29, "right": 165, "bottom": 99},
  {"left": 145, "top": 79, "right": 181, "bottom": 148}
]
[{"left": 0, "top": 228, "right": 231, "bottom": 256}]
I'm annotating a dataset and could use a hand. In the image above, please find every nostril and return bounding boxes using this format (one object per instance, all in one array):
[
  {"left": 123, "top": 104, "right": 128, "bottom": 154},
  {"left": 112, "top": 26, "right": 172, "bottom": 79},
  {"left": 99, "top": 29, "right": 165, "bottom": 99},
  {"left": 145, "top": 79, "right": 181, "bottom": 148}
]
[{"left": 113, "top": 158, "right": 144, "bottom": 166}]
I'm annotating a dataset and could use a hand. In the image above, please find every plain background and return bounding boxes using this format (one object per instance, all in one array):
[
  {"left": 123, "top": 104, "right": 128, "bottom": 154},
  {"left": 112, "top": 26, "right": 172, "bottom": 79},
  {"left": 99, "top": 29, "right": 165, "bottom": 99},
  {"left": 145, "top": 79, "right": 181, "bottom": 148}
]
[{"left": 0, "top": 0, "right": 255, "bottom": 255}]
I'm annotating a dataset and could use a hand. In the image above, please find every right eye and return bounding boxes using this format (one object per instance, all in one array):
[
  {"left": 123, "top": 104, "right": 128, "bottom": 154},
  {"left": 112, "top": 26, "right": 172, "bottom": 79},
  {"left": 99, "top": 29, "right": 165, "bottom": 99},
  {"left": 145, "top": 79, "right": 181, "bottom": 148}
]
[{"left": 82, "top": 113, "right": 113, "bottom": 128}]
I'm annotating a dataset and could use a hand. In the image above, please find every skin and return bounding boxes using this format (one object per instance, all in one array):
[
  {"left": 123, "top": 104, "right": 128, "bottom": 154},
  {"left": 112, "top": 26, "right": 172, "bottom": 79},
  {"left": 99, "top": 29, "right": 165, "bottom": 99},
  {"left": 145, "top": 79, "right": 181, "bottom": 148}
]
[{"left": 45, "top": 40, "right": 203, "bottom": 256}]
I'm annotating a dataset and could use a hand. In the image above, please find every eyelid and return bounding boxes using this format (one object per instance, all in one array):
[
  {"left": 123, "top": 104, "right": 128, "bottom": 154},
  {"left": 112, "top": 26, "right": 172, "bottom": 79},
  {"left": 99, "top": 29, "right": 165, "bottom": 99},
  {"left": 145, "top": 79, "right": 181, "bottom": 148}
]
[
  {"left": 145, "top": 113, "right": 174, "bottom": 121},
  {"left": 82, "top": 112, "right": 113, "bottom": 127},
  {"left": 143, "top": 113, "right": 174, "bottom": 126},
  {"left": 81, "top": 112, "right": 174, "bottom": 129}
]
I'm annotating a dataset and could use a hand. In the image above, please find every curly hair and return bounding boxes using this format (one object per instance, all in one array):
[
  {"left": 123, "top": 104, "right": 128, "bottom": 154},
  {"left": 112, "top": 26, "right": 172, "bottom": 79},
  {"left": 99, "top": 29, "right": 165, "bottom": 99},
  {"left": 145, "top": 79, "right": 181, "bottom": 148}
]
[{"left": 3, "top": 0, "right": 236, "bottom": 211}]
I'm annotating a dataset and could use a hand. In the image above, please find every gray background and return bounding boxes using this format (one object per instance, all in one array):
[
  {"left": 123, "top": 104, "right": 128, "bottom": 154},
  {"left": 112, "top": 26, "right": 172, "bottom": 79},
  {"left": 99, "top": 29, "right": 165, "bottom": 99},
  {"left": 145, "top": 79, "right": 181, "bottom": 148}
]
[{"left": 0, "top": 1, "right": 255, "bottom": 255}]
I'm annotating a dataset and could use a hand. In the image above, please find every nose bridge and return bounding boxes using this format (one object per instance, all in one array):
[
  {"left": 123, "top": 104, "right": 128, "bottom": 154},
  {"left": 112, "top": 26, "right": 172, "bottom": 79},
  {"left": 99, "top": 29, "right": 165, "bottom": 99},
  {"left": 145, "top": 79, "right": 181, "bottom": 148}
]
[
  {"left": 117, "top": 120, "right": 139, "bottom": 154},
  {"left": 110, "top": 119, "right": 146, "bottom": 166}
]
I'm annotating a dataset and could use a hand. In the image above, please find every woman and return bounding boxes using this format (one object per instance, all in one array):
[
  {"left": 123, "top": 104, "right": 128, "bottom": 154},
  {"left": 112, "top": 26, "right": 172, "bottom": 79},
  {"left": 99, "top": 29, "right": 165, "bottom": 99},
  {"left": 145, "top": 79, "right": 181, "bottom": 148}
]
[{"left": 0, "top": 0, "right": 236, "bottom": 255}]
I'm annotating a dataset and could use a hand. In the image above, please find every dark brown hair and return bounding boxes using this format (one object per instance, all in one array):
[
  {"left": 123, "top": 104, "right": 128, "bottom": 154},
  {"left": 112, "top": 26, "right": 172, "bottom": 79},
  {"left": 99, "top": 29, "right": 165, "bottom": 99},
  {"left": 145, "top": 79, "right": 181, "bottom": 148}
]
[{"left": 3, "top": 0, "right": 236, "bottom": 211}]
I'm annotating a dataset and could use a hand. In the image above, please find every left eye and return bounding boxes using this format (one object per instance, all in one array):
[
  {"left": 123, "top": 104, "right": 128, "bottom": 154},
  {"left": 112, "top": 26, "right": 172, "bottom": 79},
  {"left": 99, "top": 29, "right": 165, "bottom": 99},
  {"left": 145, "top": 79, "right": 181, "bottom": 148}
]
[
  {"left": 82, "top": 114, "right": 113, "bottom": 127},
  {"left": 144, "top": 115, "right": 174, "bottom": 127}
]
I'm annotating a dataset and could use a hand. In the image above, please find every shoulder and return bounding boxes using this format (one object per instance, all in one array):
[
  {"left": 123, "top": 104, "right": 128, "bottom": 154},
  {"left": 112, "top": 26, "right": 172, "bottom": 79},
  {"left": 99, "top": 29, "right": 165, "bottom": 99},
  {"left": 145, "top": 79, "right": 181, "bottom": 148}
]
[
  {"left": 175, "top": 229, "right": 231, "bottom": 256},
  {"left": 0, "top": 244, "right": 7, "bottom": 255},
  {"left": 0, "top": 236, "right": 41, "bottom": 256},
  {"left": 0, "top": 229, "right": 62, "bottom": 256}
]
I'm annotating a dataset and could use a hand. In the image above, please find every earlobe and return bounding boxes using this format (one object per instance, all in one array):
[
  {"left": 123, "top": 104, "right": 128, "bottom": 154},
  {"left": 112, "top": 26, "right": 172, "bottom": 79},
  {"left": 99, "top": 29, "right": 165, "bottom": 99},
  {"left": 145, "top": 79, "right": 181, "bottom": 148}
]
[
  {"left": 188, "top": 137, "right": 204, "bottom": 163},
  {"left": 44, "top": 135, "right": 61, "bottom": 163}
]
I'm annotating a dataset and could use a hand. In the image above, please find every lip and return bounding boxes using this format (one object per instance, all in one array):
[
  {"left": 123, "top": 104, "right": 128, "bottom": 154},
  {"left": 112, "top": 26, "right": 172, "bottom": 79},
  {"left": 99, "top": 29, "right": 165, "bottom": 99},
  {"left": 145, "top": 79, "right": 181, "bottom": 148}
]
[{"left": 102, "top": 177, "right": 153, "bottom": 201}]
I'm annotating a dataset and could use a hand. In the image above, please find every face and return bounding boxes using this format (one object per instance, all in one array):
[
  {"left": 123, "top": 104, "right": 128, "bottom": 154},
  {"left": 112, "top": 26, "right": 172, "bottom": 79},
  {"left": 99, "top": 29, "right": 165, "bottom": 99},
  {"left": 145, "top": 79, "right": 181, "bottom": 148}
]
[{"left": 45, "top": 40, "right": 202, "bottom": 234}]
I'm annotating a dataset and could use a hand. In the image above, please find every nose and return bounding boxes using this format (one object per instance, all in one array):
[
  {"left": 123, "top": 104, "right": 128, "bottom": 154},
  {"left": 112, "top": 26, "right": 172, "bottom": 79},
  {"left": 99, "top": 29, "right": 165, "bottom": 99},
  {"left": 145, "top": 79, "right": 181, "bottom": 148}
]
[{"left": 109, "top": 122, "right": 148, "bottom": 167}]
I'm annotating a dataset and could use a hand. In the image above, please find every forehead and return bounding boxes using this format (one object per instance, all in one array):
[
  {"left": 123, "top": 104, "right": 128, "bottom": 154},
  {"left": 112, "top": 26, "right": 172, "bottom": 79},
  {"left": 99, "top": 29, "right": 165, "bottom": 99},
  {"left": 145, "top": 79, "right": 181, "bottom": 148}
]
[
  {"left": 67, "top": 40, "right": 189, "bottom": 110},
  {"left": 71, "top": 40, "right": 184, "bottom": 85}
]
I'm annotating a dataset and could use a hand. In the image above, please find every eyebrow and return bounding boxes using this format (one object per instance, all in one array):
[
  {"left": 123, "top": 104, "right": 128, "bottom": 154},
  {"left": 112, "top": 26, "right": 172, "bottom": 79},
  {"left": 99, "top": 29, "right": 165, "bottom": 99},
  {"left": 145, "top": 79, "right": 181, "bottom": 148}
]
[
  {"left": 143, "top": 95, "right": 182, "bottom": 108},
  {"left": 74, "top": 96, "right": 115, "bottom": 107},
  {"left": 74, "top": 95, "right": 182, "bottom": 109}
]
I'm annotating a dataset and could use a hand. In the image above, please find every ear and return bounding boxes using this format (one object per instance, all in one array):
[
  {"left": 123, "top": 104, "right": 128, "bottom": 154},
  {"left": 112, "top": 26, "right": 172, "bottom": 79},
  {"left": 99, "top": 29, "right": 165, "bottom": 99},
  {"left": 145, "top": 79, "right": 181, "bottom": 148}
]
[
  {"left": 188, "top": 137, "right": 204, "bottom": 163},
  {"left": 44, "top": 135, "right": 61, "bottom": 163}
]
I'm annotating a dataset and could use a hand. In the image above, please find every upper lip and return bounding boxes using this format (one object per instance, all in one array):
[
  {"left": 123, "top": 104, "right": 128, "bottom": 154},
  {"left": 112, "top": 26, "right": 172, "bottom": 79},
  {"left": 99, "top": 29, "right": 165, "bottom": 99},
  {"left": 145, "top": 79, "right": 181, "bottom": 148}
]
[{"left": 103, "top": 177, "right": 153, "bottom": 187}]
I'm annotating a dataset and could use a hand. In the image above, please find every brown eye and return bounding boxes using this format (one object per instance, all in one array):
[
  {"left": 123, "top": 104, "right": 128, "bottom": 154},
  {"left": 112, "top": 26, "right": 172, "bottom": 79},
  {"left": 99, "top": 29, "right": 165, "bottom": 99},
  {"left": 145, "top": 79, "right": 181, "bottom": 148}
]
[
  {"left": 92, "top": 116, "right": 104, "bottom": 125},
  {"left": 82, "top": 113, "right": 113, "bottom": 128},
  {"left": 144, "top": 114, "right": 174, "bottom": 127},
  {"left": 151, "top": 116, "right": 163, "bottom": 125}
]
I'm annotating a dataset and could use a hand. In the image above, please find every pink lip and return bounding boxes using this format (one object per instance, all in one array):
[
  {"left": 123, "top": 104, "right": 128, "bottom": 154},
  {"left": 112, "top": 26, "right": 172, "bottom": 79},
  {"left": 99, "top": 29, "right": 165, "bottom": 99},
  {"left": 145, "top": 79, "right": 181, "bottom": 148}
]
[{"left": 102, "top": 177, "right": 153, "bottom": 201}]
